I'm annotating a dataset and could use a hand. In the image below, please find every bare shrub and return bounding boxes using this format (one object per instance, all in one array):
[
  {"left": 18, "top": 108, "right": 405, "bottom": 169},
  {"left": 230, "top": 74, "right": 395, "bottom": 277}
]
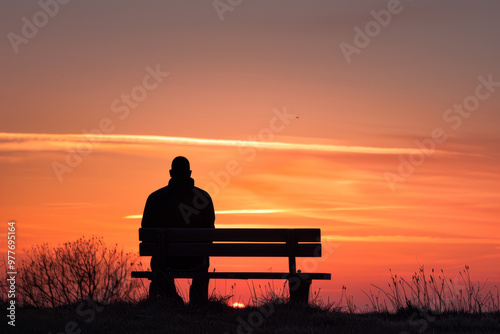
[
  {"left": 0, "top": 258, "right": 7, "bottom": 304},
  {"left": 14, "top": 235, "right": 146, "bottom": 308}
]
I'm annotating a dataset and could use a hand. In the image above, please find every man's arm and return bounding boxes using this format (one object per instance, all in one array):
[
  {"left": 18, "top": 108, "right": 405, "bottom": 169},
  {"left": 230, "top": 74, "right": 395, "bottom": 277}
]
[
  {"left": 197, "top": 188, "right": 215, "bottom": 228},
  {"left": 141, "top": 195, "right": 155, "bottom": 228},
  {"left": 205, "top": 196, "right": 215, "bottom": 228}
]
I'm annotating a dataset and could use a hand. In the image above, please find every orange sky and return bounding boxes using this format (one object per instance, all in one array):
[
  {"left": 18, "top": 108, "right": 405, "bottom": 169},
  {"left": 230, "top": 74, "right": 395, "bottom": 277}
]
[{"left": 1, "top": 1, "right": 500, "bottom": 305}]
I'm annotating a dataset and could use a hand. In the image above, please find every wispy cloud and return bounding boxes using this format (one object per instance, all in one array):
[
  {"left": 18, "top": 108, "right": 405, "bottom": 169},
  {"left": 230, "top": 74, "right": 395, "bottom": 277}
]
[
  {"left": 215, "top": 209, "right": 286, "bottom": 215},
  {"left": 206, "top": 223, "right": 273, "bottom": 229},
  {"left": 122, "top": 215, "right": 143, "bottom": 219},
  {"left": 323, "top": 235, "right": 500, "bottom": 244},
  {"left": 0, "top": 132, "right": 451, "bottom": 155},
  {"left": 123, "top": 205, "right": 410, "bottom": 220}
]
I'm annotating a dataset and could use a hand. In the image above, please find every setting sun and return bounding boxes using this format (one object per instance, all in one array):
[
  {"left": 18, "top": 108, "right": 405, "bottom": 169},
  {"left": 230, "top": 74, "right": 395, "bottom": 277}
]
[{"left": 231, "top": 302, "right": 246, "bottom": 309}]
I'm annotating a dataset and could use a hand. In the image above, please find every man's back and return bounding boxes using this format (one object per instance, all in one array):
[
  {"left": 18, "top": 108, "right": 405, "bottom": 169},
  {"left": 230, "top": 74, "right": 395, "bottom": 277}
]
[
  {"left": 141, "top": 157, "right": 215, "bottom": 271},
  {"left": 141, "top": 177, "right": 215, "bottom": 229}
]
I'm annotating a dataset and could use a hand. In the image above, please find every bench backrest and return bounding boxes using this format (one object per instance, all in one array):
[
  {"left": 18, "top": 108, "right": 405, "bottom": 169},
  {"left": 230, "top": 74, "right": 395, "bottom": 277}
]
[{"left": 139, "top": 228, "right": 322, "bottom": 273}]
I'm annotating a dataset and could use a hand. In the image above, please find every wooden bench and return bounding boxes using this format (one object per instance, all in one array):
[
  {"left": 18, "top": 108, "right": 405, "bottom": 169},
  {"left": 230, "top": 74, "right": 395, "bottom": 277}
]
[{"left": 131, "top": 228, "right": 331, "bottom": 304}]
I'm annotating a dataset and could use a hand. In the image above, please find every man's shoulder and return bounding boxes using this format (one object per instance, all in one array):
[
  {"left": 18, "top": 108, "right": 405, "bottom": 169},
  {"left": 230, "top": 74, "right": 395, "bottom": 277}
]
[
  {"left": 147, "top": 186, "right": 171, "bottom": 199},
  {"left": 194, "top": 186, "right": 212, "bottom": 199},
  {"left": 147, "top": 185, "right": 212, "bottom": 201}
]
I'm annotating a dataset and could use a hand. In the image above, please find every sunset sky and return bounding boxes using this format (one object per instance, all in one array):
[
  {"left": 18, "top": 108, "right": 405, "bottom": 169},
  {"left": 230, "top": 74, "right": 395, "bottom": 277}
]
[{"left": 1, "top": 0, "right": 500, "bottom": 305}]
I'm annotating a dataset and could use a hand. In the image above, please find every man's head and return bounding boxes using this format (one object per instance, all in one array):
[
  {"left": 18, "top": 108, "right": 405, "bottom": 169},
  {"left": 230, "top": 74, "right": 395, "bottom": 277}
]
[{"left": 170, "top": 156, "right": 191, "bottom": 178}]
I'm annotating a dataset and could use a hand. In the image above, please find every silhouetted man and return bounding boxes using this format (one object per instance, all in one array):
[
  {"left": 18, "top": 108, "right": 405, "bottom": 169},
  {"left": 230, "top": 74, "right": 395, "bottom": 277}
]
[{"left": 141, "top": 156, "right": 215, "bottom": 305}]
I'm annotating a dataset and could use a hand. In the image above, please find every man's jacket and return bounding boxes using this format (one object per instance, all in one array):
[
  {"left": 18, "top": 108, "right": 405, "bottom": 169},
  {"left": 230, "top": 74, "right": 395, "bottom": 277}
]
[{"left": 141, "top": 177, "right": 215, "bottom": 270}]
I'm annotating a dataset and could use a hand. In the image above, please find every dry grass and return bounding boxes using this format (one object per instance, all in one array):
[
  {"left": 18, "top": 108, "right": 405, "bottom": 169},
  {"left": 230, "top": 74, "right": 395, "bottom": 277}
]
[
  {"left": 361, "top": 266, "right": 499, "bottom": 314},
  {"left": 5, "top": 296, "right": 499, "bottom": 334}
]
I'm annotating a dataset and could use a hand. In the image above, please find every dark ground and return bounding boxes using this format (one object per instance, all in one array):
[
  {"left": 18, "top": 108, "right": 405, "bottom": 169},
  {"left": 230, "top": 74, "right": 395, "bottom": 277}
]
[{"left": 6, "top": 300, "right": 500, "bottom": 334}]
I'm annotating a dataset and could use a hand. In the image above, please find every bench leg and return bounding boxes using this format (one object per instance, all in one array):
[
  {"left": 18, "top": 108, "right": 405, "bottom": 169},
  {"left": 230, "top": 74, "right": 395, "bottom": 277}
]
[{"left": 288, "top": 276, "right": 311, "bottom": 305}]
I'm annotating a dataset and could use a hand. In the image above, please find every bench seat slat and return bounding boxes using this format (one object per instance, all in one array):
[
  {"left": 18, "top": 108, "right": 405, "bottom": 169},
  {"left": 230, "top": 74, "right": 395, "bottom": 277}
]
[
  {"left": 139, "top": 242, "right": 321, "bottom": 257},
  {"left": 131, "top": 271, "right": 331, "bottom": 280},
  {"left": 139, "top": 228, "right": 321, "bottom": 242}
]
